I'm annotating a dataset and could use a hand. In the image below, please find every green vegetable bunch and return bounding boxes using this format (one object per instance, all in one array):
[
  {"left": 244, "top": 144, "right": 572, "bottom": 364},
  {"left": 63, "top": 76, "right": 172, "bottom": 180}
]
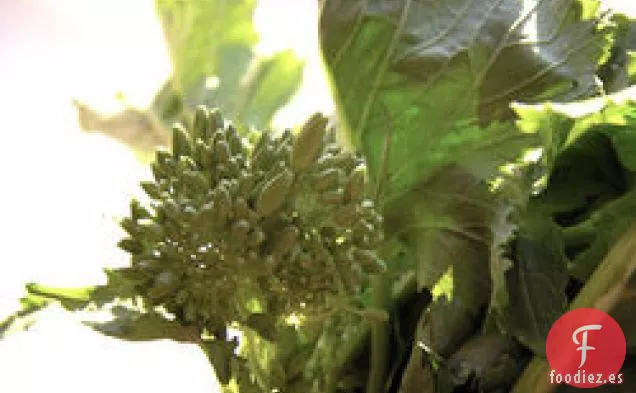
[{"left": 117, "top": 106, "right": 385, "bottom": 335}]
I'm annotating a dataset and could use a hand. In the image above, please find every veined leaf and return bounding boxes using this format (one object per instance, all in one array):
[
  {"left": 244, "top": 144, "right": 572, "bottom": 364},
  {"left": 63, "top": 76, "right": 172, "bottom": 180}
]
[
  {"left": 490, "top": 95, "right": 636, "bottom": 351},
  {"left": 384, "top": 166, "right": 494, "bottom": 316},
  {"left": 319, "top": 4, "right": 621, "bottom": 375},
  {"left": 154, "top": 0, "right": 304, "bottom": 129},
  {"left": 515, "top": 95, "right": 636, "bottom": 279},
  {"left": 514, "top": 93, "right": 636, "bottom": 171},
  {"left": 490, "top": 210, "right": 569, "bottom": 354},
  {"left": 319, "top": 0, "right": 614, "bottom": 200}
]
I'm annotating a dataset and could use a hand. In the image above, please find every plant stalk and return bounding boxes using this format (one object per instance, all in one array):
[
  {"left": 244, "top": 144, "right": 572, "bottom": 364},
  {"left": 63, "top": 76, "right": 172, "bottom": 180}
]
[
  {"left": 511, "top": 223, "right": 636, "bottom": 393},
  {"left": 325, "top": 271, "right": 418, "bottom": 391},
  {"left": 367, "top": 273, "right": 392, "bottom": 393}
]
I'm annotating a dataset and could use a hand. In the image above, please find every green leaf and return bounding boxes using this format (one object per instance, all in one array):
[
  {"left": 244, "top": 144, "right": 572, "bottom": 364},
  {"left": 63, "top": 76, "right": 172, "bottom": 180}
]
[
  {"left": 514, "top": 94, "right": 636, "bottom": 279},
  {"left": 25, "top": 283, "right": 94, "bottom": 311},
  {"left": 384, "top": 166, "right": 495, "bottom": 311},
  {"left": 200, "top": 338, "right": 239, "bottom": 385},
  {"left": 565, "top": 189, "right": 636, "bottom": 279},
  {"left": 235, "top": 50, "right": 305, "bottom": 128},
  {"left": 155, "top": 0, "right": 258, "bottom": 95},
  {"left": 154, "top": 0, "right": 304, "bottom": 129},
  {"left": 319, "top": 2, "right": 614, "bottom": 338},
  {"left": 319, "top": 0, "right": 614, "bottom": 200},
  {"left": 491, "top": 211, "right": 569, "bottom": 354},
  {"left": 84, "top": 306, "right": 201, "bottom": 342},
  {"left": 598, "top": 14, "right": 636, "bottom": 93},
  {"left": 0, "top": 294, "right": 51, "bottom": 338},
  {"left": 514, "top": 94, "right": 636, "bottom": 167},
  {"left": 90, "top": 268, "right": 144, "bottom": 306},
  {"left": 23, "top": 268, "right": 144, "bottom": 312},
  {"left": 5, "top": 269, "right": 143, "bottom": 337}
]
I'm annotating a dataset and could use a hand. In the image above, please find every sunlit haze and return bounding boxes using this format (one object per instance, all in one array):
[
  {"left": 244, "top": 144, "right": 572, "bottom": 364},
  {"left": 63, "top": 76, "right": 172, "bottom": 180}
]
[{"left": 0, "top": 0, "right": 329, "bottom": 392}]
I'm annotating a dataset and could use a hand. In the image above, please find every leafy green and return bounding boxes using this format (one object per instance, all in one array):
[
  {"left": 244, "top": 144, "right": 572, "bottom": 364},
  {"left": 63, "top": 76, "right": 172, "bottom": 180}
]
[
  {"left": 318, "top": 3, "right": 630, "bottom": 391},
  {"left": 154, "top": 0, "right": 304, "bottom": 128},
  {"left": 23, "top": 268, "right": 143, "bottom": 312},
  {"left": 384, "top": 166, "right": 495, "bottom": 301},
  {"left": 514, "top": 95, "right": 636, "bottom": 279},
  {"left": 490, "top": 211, "right": 569, "bottom": 354},
  {"left": 319, "top": 0, "right": 614, "bottom": 200},
  {"left": 566, "top": 189, "right": 636, "bottom": 279},
  {"left": 226, "top": 50, "right": 305, "bottom": 128},
  {"left": 0, "top": 294, "right": 51, "bottom": 338},
  {"left": 514, "top": 93, "right": 636, "bottom": 171},
  {"left": 200, "top": 337, "right": 240, "bottom": 385},
  {"left": 24, "top": 283, "right": 94, "bottom": 311},
  {"left": 318, "top": 4, "right": 614, "bottom": 356},
  {"left": 85, "top": 306, "right": 201, "bottom": 342},
  {"left": 598, "top": 15, "right": 636, "bottom": 92},
  {"left": 156, "top": 0, "right": 258, "bottom": 95},
  {"left": 12, "top": 2, "right": 636, "bottom": 393},
  {"left": 485, "top": 95, "right": 636, "bottom": 354}
]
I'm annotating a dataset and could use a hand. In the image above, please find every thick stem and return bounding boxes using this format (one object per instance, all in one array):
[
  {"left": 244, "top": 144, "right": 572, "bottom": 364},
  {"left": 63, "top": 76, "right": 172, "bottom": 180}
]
[
  {"left": 512, "top": 223, "right": 636, "bottom": 393},
  {"left": 367, "top": 273, "right": 392, "bottom": 393},
  {"left": 325, "top": 271, "right": 418, "bottom": 391}
]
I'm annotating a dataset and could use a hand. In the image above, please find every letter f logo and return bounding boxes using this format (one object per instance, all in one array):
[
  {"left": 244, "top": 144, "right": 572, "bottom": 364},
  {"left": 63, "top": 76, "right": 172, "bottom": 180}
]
[{"left": 572, "top": 324, "right": 602, "bottom": 368}]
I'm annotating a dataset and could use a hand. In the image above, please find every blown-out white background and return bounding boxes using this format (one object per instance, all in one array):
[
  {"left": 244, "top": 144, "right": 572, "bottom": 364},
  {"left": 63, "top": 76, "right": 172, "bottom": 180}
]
[{"left": 0, "top": 0, "right": 332, "bottom": 391}]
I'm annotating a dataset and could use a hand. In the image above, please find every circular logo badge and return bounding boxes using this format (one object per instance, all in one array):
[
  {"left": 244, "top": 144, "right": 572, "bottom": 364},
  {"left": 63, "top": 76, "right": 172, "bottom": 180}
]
[{"left": 546, "top": 308, "right": 626, "bottom": 388}]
